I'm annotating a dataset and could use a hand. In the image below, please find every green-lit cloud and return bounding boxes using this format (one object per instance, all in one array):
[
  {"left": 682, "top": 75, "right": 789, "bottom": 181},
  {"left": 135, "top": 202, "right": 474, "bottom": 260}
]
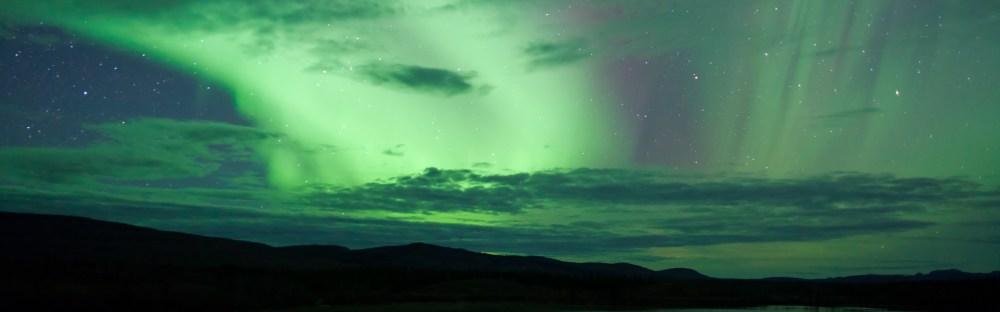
[
  {"left": 0, "top": 118, "right": 278, "bottom": 184},
  {"left": 3, "top": 168, "right": 995, "bottom": 254},
  {"left": 2, "top": 155, "right": 999, "bottom": 277},
  {"left": 382, "top": 144, "right": 405, "bottom": 156},
  {"left": 361, "top": 63, "right": 477, "bottom": 96},
  {"left": 0, "top": 147, "right": 208, "bottom": 183},
  {"left": 523, "top": 39, "right": 591, "bottom": 70},
  {"left": 88, "top": 118, "right": 277, "bottom": 149},
  {"left": 305, "top": 168, "right": 984, "bottom": 214},
  {"left": 38, "top": 0, "right": 399, "bottom": 29},
  {"left": 817, "top": 108, "right": 883, "bottom": 120}
]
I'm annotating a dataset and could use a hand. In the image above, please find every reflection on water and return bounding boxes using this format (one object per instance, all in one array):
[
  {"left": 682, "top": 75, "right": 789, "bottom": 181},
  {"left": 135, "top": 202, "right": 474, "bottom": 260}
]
[{"left": 582, "top": 306, "right": 897, "bottom": 312}]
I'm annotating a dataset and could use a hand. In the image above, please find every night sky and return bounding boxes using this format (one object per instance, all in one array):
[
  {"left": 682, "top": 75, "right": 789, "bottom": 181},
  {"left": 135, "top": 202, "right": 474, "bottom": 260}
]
[{"left": 2, "top": 1, "right": 999, "bottom": 278}]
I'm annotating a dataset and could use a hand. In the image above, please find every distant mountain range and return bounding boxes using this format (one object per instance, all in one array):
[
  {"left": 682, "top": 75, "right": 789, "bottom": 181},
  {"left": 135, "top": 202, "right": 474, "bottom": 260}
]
[
  {"left": 2, "top": 211, "right": 995, "bottom": 282},
  {"left": 761, "top": 268, "right": 1000, "bottom": 283},
  {"left": 0, "top": 211, "right": 710, "bottom": 279},
  {"left": 3, "top": 211, "right": 999, "bottom": 311}
]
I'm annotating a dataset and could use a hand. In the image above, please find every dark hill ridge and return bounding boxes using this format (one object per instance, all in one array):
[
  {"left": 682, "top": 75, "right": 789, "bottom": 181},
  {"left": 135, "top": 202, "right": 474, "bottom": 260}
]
[
  {"left": 2, "top": 211, "right": 996, "bottom": 282},
  {"left": 821, "top": 268, "right": 1000, "bottom": 283},
  {"left": 657, "top": 268, "right": 711, "bottom": 279},
  {"left": 341, "top": 242, "right": 663, "bottom": 277},
  {"left": 3, "top": 211, "right": 1000, "bottom": 311},
  {"left": 0, "top": 211, "right": 708, "bottom": 279},
  {"left": 0, "top": 211, "right": 339, "bottom": 269}
]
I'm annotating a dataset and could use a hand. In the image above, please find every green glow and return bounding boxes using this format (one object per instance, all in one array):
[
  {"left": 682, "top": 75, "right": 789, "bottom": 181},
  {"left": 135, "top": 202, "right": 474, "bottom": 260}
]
[
  {"left": 7, "top": 1, "right": 625, "bottom": 188},
  {"left": 3, "top": 1, "right": 999, "bottom": 278},
  {"left": 8, "top": 1, "right": 998, "bottom": 185}
]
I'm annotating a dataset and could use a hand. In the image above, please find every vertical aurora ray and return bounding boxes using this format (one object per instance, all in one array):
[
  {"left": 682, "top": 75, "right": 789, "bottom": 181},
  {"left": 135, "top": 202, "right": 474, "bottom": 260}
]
[{"left": 592, "top": 1, "right": 1000, "bottom": 180}]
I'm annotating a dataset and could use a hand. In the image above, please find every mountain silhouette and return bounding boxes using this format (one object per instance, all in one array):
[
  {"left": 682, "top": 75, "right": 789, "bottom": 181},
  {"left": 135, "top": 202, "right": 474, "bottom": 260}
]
[
  {"left": 0, "top": 211, "right": 343, "bottom": 269},
  {"left": 0, "top": 211, "right": 706, "bottom": 279},
  {"left": 2, "top": 211, "right": 998, "bottom": 311},
  {"left": 657, "top": 268, "right": 711, "bottom": 279},
  {"left": 4, "top": 211, "right": 997, "bottom": 282},
  {"left": 823, "top": 268, "right": 1000, "bottom": 283}
]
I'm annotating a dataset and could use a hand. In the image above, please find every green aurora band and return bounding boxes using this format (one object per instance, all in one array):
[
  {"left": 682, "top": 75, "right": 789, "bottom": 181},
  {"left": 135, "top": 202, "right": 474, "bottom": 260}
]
[
  {"left": 6, "top": 1, "right": 998, "bottom": 186},
  {"left": 3, "top": 1, "right": 999, "bottom": 278},
  {"left": 7, "top": 0, "right": 627, "bottom": 188}
]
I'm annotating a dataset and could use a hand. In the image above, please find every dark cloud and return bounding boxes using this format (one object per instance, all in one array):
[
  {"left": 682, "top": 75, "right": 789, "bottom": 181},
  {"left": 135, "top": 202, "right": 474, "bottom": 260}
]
[
  {"left": 315, "top": 168, "right": 980, "bottom": 213},
  {"left": 200, "top": 1, "right": 396, "bottom": 57},
  {"left": 2, "top": 166, "right": 997, "bottom": 257},
  {"left": 87, "top": 118, "right": 278, "bottom": 151},
  {"left": 306, "top": 38, "right": 377, "bottom": 72},
  {"left": 261, "top": 0, "right": 396, "bottom": 24},
  {"left": 3, "top": 0, "right": 398, "bottom": 59},
  {"left": 816, "top": 107, "right": 882, "bottom": 120},
  {"left": 820, "top": 260, "right": 957, "bottom": 274},
  {"left": 68, "top": 0, "right": 197, "bottom": 14},
  {"left": 5, "top": 156, "right": 995, "bottom": 255},
  {"left": 266, "top": 168, "right": 996, "bottom": 253},
  {"left": 0, "top": 118, "right": 278, "bottom": 184},
  {"left": 382, "top": 144, "right": 405, "bottom": 157},
  {"left": 0, "top": 147, "right": 210, "bottom": 183},
  {"left": 810, "top": 45, "right": 864, "bottom": 58},
  {"left": 0, "top": 185, "right": 937, "bottom": 256},
  {"left": 532, "top": 169, "right": 977, "bottom": 208},
  {"left": 523, "top": 39, "right": 591, "bottom": 69},
  {"left": 361, "top": 63, "right": 477, "bottom": 96},
  {"left": 300, "top": 168, "right": 531, "bottom": 214},
  {"left": 25, "top": 0, "right": 399, "bottom": 29}
]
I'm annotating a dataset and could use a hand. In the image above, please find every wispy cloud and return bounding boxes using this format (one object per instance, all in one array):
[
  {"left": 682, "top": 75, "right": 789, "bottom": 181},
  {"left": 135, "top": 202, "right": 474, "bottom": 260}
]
[
  {"left": 305, "top": 168, "right": 982, "bottom": 213},
  {"left": 1, "top": 116, "right": 994, "bottom": 257},
  {"left": 523, "top": 38, "right": 591, "bottom": 70},
  {"left": 816, "top": 107, "right": 882, "bottom": 120},
  {"left": 0, "top": 118, "right": 279, "bottom": 184},
  {"left": 4, "top": 153, "right": 996, "bottom": 257},
  {"left": 382, "top": 144, "right": 405, "bottom": 157}
]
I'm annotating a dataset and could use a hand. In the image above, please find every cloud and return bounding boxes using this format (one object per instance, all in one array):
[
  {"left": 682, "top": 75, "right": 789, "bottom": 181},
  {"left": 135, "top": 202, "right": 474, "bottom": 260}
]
[
  {"left": 3, "top": 0, "right": 399, "bottom": 61},
  {"left": 360, "top": 63, "right": 477, "bottom": 96},
  {"left": 86, "top": 118, "right": 278, "bottom": 157},
  {"left": 0, "top": 182, "right": 939, "bottom": 257},
  {"left": 299, "top": 168, "right": 531, "bottom": 214},
  {"left": 263, "top": 0, "right": 398, "bottom": 25},
  {"left": 0, "top": 147, "right": 209, "bottom": 183},
  {"left": 2, "top": 111, "right": 996, "bottom": 256},
  {"left": 306, "top": 38, "right": 377, "bottom": 71},
  {"left": 382, "top": 144, "right": 405, "bottom": 156},
  {"left": 313, "top": 168, "right": 980, "bottom": 213},
  {"left": 39, "top": 0, "right": 399, "bottom": 29},
  {"left": 2, "top": 166, "right": 997, "bottom": 257},
  {"left": 271, "top": 168, "right": 996, "bottom": 252},
  {"left": 523, "top": 38, "right": 591, "bottom": 69},
  {"left": 816, "top": 107, "right": 882, "bottom": 120},
  {"left": 0, "top": 118, "right": 279, "bottom": 184}
]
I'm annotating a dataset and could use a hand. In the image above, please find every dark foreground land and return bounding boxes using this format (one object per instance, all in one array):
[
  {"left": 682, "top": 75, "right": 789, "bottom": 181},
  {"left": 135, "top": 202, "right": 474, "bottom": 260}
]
[{"left": 1, "top": 211, "right": 997, "bottom": 311}]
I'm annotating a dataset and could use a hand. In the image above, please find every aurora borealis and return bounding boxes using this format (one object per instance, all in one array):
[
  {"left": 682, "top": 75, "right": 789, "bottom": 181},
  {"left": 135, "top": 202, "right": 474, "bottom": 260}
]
[{"left": 2, "top": 0, "right": 999, "bottom": 278}]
